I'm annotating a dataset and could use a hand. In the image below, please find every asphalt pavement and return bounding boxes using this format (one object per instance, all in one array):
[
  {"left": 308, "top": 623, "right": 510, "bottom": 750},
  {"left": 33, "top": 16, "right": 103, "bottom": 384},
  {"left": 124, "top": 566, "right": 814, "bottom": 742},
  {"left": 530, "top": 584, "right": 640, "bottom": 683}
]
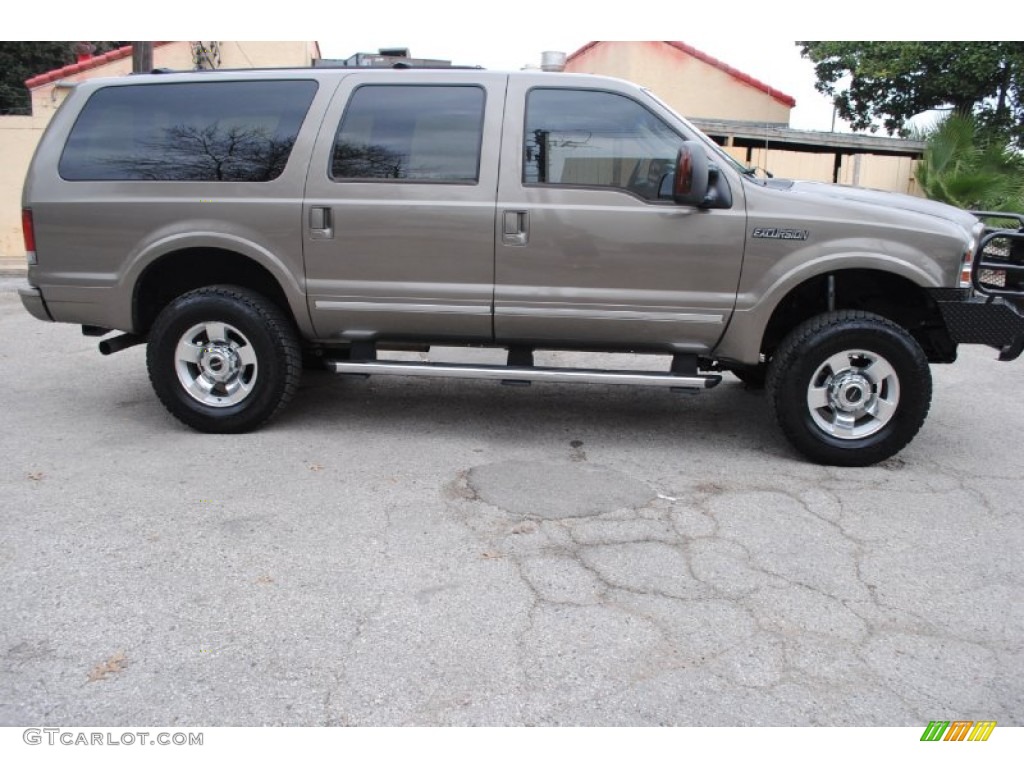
[{"left": 1, "top": 283, "right": 1021, "bottom": 725}]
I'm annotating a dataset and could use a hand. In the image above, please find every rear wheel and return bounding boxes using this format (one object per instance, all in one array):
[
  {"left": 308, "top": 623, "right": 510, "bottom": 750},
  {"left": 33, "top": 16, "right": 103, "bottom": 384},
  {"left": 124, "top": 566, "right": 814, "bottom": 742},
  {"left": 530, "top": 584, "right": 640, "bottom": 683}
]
[
  {"left": 766, "top": 311, "right": 931, "bottom": 466},
  {"left": 146, "top": 286, "right": 301, "bottom": 433}
]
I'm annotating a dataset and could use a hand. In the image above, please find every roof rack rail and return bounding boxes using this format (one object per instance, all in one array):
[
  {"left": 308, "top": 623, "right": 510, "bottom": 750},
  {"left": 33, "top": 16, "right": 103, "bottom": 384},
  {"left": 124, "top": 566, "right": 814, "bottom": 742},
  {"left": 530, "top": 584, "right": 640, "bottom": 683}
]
[
  {"left": 125, "top": 64, "right": 486, "bottom": 76},
  {"left": 317, "top": 62, "right": 484, "bottom": 70}
]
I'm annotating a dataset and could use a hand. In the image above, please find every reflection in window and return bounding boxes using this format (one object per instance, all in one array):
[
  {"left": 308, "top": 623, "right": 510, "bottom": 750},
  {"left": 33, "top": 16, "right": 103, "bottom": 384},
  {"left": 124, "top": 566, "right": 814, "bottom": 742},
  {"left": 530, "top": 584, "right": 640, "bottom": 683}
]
[
  {"left": 332, "top": 85, "right": 484, "bottom": 182},
  {"left": 59, "top": 81, "right": 318, "bottom": 182},
  {"left": 524, "top": 89, "right": 681, "bottom": 200}
]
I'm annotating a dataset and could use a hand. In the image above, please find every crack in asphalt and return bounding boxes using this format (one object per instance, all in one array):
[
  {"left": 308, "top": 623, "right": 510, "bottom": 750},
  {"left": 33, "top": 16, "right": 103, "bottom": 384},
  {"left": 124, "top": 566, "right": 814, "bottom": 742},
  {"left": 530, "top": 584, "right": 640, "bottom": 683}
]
[{"left": 400, "top": 454, "right": 1022, "bottom": 725}]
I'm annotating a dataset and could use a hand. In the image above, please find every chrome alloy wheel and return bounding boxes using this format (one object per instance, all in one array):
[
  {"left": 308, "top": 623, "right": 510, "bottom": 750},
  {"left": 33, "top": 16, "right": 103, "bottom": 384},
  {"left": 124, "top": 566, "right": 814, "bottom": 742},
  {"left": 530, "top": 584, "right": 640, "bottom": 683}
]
[
  {"left": 805, "top": 349, "right": 900, "bottom": 439},
  {"left": 174, "top": 321, "right": 258, "bottom": 407}
]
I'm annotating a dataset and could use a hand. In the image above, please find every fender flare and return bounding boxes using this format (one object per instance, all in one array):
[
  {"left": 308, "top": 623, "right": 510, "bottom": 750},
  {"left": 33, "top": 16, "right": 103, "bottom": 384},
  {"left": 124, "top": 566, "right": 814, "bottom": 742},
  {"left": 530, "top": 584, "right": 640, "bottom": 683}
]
[{"left": 123, "top": 231, "right": 314, "bottom": 337}]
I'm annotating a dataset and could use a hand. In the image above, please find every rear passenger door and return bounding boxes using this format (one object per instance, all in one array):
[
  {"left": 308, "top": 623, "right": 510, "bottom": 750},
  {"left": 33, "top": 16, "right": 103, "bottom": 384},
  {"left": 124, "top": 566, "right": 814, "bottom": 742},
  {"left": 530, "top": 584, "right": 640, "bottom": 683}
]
[{"left": 303, "top": 72, "right": 507, "bottom": 342}]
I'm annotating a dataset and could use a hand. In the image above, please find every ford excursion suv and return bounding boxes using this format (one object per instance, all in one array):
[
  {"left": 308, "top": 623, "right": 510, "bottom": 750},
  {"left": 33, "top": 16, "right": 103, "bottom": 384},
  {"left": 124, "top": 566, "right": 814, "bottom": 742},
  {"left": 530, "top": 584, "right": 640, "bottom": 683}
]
[{"left": 17, "top": 67, "right": 1024, "bottom": 465}]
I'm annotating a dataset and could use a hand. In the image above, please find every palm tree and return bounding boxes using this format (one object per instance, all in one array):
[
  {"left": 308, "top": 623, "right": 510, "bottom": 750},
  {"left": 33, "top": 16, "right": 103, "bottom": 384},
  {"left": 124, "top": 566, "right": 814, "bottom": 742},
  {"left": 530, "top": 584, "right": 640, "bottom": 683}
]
[{"left": 915, "top": 114, "right": 1024, "bottom": 212}]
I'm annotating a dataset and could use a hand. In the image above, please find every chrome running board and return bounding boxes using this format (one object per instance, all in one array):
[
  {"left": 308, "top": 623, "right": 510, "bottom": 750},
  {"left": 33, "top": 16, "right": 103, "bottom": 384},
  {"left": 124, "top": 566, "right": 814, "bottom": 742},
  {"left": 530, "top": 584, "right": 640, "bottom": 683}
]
[{"left": 329, "top": 360, "right": 721, "bottom": 390}]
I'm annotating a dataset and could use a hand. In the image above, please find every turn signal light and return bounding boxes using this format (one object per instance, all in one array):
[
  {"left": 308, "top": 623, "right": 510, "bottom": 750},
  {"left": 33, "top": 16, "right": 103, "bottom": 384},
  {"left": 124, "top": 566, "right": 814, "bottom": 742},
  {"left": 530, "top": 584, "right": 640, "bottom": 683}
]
[{"left": 959, "top": 247, "right": 973, "bottom": 288}]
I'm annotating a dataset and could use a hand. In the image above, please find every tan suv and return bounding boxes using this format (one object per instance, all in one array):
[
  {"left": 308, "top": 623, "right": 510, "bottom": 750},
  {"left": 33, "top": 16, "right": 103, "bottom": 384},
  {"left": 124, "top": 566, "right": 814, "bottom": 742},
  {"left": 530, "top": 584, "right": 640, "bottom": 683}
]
[{"left": 17, "top": 67, "right": 1024, "bottom": 465}]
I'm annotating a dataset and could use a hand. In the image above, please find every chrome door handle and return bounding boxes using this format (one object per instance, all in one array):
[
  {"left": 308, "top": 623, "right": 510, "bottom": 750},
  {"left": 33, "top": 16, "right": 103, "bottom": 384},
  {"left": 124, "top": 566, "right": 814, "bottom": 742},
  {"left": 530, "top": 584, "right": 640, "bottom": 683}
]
[
  {"left": 502, "top": 210, "right": 529, "bottom": 246},
  {"left": 310, "top": 206, "right": 333, "bottom": 240}
]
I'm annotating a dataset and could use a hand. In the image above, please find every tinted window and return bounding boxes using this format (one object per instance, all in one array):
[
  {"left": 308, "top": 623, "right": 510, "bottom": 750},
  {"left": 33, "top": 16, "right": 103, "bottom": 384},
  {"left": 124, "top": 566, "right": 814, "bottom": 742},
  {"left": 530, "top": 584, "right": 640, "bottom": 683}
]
[
  {"left": 59, "top": 81, "right": 318, "bottom": 182},
  {"left": 525, "top": 89, "right": 681, "bottom": 200},
  {"left": 332, "top": 85, "right": 484, "bottom": 182}
]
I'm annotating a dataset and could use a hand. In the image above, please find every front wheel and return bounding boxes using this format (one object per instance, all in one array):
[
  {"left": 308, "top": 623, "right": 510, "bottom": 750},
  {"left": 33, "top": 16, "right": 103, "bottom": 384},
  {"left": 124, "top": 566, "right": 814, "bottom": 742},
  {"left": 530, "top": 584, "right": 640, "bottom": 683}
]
[
  {"left": 766, "top": 311, "right": 932, "bottom": 466},
  {"left": 146, "top": 286, "right": 301, "bottom": 433}
]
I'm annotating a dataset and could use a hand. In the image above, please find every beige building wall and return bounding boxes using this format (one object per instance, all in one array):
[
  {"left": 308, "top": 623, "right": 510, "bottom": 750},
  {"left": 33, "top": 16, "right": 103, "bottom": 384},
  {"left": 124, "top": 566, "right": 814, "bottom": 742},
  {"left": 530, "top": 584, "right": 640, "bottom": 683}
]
[
  {"left": 733, "top": 148, "right": 835, "bottom": 183},
  {"left": 726, "top": 147, "right": 920, "bottom": 193},
  {"left": 838, "top": 154, "right": 920, "bottom": 196},
  {"left": 1, "top": 42, "right": 317, "bottom": 267},
  {"left": 0, "top": 116, "right": 49, "bottom": 260},
  {"left": 217, "top": 41, "right": 318, "bottom": 69},
  {"left": 565, "top": 41, "right": 792, "bottom": 124}
]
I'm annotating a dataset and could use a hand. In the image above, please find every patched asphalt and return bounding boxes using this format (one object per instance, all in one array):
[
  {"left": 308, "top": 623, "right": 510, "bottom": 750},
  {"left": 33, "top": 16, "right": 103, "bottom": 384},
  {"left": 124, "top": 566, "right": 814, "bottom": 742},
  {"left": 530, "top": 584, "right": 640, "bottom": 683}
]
[{"left": 0, "top": 284, "right": 1021, "bottom": 725}]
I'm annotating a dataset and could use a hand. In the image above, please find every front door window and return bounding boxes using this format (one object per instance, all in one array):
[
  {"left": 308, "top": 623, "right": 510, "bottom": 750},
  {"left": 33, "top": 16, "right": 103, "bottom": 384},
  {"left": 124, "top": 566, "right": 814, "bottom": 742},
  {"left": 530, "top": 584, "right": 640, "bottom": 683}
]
[{"left": 524, "top": 88, "right": 681, "bottom": 201}]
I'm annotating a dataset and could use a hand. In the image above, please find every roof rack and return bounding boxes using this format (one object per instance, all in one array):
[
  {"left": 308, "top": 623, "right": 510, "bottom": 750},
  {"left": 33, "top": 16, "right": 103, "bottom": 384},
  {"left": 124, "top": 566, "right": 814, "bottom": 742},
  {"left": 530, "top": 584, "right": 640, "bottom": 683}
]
[
  {"left": 313, "top": 62, "right": 485, "bottom": 70},
  {"left": 126, "top": 47, "right": 484, "bottom": 75},
  {"left": 131, "top": 63, "right": 485, "bottom": 76}
]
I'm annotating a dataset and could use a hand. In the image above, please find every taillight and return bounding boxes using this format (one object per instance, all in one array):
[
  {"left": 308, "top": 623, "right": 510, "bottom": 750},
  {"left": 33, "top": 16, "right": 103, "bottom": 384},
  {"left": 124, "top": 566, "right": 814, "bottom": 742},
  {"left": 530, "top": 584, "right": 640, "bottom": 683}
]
[{"left": 22, "top": 209, "right": 37, "bottom": 265}]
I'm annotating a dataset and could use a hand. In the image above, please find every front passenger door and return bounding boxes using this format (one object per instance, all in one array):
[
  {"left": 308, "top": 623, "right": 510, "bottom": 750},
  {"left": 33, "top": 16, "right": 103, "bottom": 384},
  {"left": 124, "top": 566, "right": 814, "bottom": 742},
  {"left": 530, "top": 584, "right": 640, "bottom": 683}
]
[{"left": 494, "top": 82, "right": 747, "bottom": 353}]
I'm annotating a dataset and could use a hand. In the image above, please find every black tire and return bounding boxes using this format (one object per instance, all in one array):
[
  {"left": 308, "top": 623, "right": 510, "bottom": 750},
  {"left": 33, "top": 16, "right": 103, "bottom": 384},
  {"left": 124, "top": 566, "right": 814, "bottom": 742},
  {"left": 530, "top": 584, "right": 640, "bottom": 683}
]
[
  {"left": 146, "top": 286, "right": 301, "bottom": 433},
  {"left": 766, "top": 311, "right": 932, "bottom": 466},
  {"left": 301, "top": 347, "right": 328, "bottom": 372},
  {"left": 731, "top": 363, "right": 767, "bottom": 389}
]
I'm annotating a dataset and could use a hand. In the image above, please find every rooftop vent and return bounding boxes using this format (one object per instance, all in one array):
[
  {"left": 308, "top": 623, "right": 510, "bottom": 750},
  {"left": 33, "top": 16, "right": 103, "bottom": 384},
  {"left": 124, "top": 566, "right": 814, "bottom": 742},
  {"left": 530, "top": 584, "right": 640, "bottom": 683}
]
[{"left": 540, "top": 51, "right": 566, "bottom": 72}]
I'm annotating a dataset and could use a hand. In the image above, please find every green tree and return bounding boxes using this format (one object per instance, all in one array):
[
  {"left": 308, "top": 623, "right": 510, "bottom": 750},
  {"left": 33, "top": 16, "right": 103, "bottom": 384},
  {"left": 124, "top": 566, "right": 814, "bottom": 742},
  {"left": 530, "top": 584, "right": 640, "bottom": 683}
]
[
  {"left": 798, "top": 42, "right": 1024, "bottom": 143},
  {"left": 915, "top": 114, "right": 1024, "bottom": 211},
  {"left": 0, "top": 42, "right": 128, "bottom": 114}
]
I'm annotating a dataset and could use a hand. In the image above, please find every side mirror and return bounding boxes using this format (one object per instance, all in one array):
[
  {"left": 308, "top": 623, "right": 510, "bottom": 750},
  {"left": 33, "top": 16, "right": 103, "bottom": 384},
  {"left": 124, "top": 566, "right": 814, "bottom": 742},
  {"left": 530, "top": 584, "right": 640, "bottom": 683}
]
[{"left": 672, "top": 141, "right": 710, "bottom": 207}]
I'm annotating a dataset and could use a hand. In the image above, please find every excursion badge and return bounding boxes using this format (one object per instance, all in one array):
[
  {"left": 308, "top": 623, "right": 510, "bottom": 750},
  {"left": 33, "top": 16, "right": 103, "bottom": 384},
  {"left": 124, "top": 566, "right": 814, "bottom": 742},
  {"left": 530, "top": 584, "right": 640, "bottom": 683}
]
[{"left": 752, "top": 227, "right": 809, "bottom": 240}]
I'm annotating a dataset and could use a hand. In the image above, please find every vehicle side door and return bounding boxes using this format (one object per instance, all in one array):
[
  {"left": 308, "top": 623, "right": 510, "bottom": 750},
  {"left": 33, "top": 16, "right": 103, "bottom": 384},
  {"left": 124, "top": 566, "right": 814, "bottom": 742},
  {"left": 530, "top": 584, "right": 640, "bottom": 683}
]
[
  {"left": 303, "top": 72, "right": 508, "bottom": 342},
  {"left": 495, "top": 78, "right": 747, "bottom": 353}
]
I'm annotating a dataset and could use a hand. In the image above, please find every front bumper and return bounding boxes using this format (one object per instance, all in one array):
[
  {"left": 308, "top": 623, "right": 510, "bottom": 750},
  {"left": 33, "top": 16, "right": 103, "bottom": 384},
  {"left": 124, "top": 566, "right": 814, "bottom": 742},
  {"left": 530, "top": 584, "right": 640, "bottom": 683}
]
[
  {"left": 935, "top": 289, "right": 1024, "bottom": 361},
  {"left": 18, "top": 284, "right": 53, "bottom": 322}
]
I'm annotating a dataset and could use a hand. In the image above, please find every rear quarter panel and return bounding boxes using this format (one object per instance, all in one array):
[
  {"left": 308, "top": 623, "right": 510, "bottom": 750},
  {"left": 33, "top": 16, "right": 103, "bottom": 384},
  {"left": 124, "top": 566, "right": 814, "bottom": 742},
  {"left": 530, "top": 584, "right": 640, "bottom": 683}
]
[{"left": 22, "top": 72, "right": 339, "bottom": 335}]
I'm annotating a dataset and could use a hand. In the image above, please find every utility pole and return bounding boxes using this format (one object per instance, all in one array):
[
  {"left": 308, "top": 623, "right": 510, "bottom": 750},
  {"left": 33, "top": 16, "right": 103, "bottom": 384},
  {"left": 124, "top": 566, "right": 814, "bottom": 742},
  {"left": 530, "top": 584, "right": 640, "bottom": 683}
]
[{"left": 132, "top": 42, "right": 153, "bottom": 73}]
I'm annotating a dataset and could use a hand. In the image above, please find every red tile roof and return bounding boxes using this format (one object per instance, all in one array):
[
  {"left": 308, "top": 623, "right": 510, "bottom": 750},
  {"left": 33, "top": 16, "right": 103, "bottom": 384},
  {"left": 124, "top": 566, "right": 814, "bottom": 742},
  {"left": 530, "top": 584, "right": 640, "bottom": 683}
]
[
  {"left": 566, "top": 41, "right": 797, "bottom": 108},
  {"left": 25, "top": 42, "right": 172, "bottom": 89}
]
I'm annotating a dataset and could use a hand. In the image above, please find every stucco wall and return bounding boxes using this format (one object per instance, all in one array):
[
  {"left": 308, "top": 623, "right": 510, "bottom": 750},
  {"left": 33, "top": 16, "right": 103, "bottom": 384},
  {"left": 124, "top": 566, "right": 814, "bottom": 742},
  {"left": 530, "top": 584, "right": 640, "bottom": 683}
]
[
  {"left": 217, "top": 41, "right": 318, "bottom": 69},
  {"left": 725, "top": 146, "right": 920, "bottom": 193},
  {"left": 0, "top": 116, "right": 48, "bottom": 264},
  {"left": 838, "top": 153, "right": 920, "bottom": 196},
  {"left": 565, "top": 41, "right": 792, "bottom": 124},
  {"left": 725, "top": 147, "right": 836, "bottom": 183}
]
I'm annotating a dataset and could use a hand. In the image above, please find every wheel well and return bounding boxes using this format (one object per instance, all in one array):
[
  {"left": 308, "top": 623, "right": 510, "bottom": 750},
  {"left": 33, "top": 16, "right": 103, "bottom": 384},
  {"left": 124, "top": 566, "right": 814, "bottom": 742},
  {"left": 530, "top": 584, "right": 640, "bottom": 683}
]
[
  {"left": 134, "top": 248, "right": 292, "bottom": 334},
  {"left": 760, "top": 270, "right": 956, "bottom": 363}
]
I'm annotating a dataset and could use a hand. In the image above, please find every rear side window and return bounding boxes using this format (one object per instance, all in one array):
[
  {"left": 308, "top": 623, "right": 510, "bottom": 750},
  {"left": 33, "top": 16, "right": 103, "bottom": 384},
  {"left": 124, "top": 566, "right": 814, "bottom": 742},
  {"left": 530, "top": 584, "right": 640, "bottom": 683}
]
[
  {"left": 59, "top": 80, "right": 318, "bottom": 182},
  {"left": 331, "top": 85, "right": 485, "bottom": 182}
]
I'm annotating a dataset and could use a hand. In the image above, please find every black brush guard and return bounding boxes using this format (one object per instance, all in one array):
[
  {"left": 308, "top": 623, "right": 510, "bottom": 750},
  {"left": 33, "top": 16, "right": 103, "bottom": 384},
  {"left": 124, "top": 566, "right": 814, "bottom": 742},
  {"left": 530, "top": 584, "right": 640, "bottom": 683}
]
[
  {"left": 971, "top": 211, "right": 1024, "bottom": 299},
  {"left": 934, "top": 212, "right": 1024, "bottom": 362}
]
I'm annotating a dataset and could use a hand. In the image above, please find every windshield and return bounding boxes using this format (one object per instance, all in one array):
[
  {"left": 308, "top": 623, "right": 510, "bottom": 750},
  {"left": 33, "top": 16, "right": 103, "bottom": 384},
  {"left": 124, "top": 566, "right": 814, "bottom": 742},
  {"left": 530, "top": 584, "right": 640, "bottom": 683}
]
[{"left": 643, "top": 89, "right": 754, "bottom": 176}]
